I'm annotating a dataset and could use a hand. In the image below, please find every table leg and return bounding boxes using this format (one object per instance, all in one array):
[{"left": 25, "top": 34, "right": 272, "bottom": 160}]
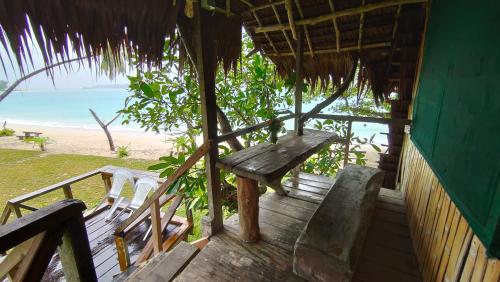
[{"left": 237, "top": 176, "right": 260, "bottom": 243}]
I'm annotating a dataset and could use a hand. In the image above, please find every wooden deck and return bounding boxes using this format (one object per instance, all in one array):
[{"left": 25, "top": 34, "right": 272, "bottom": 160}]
[
  {"left": 174, "top": 172, "right": 422, "bottom": 282},
  {"left": 41, "top": 207, "right": 181, "bottom": 282}
]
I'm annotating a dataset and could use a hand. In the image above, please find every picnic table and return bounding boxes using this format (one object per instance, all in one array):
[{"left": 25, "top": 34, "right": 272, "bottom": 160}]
[{"left": 17, "top": 131, "right": 43, "bottom": 140}]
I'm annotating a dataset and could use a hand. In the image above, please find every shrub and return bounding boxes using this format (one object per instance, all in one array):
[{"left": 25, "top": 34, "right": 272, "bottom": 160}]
[
  {"left": 117, "top": 146, "right": 129, "bottom": 158},
  {"left": 25, "top": 136, "right": 51, "bottom": 151},
  {"left": 0, "top": 128, "right": 15, "bottom": 137}
]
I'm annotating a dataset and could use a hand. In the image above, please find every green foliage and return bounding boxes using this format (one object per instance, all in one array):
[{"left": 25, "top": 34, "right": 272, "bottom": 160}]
[
  {"left": 0, "top": 128, "right": 15, "bottom": 136},
  {"left": 121, "top": 33, "right": 382, "bottom": 213},
  {"left": 116, "top": 146, "right": 129, "bottom": 158},
  {"left": 25, "top": 136, "right": 51, "bottom": 151}
]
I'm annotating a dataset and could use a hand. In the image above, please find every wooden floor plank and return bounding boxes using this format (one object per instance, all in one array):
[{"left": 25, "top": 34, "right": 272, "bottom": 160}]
[{"left": 173, "top": 173, "right": 422, "bottom": 282}]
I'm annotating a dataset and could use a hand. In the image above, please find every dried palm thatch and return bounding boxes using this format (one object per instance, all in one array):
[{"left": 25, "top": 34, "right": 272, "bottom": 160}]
[
  {"left": 0, "top": 0, "right": 242, "bottom": 75},
  {"left": 0, "top": 0, "right": 426, "bottom": 102}
]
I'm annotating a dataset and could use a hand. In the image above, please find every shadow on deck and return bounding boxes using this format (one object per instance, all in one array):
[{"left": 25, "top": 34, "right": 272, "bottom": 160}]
[{"left": 174, "top": 172, "right": 421, "bottom": 282}]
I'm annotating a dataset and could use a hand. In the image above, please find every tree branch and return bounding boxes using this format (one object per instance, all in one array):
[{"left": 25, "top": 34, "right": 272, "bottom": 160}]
[
  {"left": 299, "top": 60, "right": 358, "bottom": 123},
  {"left": 89, "top": 108, "right": 116, "bottom": 151},
  {"left": 216, "top": 104, "right": 244, "bottom": 151},
  {"left": 0, "top": 57, "right": 88, "bottom": 103}
]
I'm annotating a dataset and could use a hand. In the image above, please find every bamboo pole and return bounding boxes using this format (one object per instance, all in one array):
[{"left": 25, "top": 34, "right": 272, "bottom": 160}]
[
  {"left": 358, "top": 0, "right": 365, "bottom": 49},
  {"left": 267, "top": 42, "right": 391, "bottom": 56},
  {"left": 327, "top": 0, "right": 341, "bottom": 52},
  {"left": 254, "top": 0, "right": 428, "bottom": 34},
  {"left": 268, "top": 1, "right": 296, "bottom": 57},
  {"left": 294, "top": 0, "right": 314, "bottom": 57},
  {"left": 249, "top": 0, "right": 285, "bottom": 12},
  {"left": 285, "top": 0, "right": 297, "bottom": 39}
]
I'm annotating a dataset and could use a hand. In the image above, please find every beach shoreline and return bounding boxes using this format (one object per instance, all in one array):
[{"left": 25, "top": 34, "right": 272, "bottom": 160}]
[{"left": 0, "top": 123, "right": 176, "bottom": 160}]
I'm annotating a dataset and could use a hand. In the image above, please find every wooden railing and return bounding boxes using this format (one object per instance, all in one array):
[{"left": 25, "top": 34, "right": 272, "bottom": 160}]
[
  {"left": 0, "top": 200, "right": 96, "bottom": 281},
  {"left": 113, "top": 142, "right": 210, "bottom": 270}
]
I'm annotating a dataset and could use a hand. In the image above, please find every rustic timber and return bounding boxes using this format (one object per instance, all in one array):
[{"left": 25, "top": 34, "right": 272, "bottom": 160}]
[
  {"left": 172, "top": 172, "right": 421, "bottom": 281},
  {"left": 294, "top": 27, "right": 304, "bottom": 135},
  {"left": 294, "top": 165, "right": 384, "bottom": 281},
  {"left": 217, "top": 113, "right": 294, "bottom": 143},
  {"left": 194, "top": 2, "right": 223, "bottom": 236},
  {"left": 217, "top": 129, "right": 341, "bottom": 184},
  {"left": 254, "top": 0, "right": 428, "bottom": 33},
  {"left": 237, "top": 177, "right": 260, "bottom": 242},
  {"left": 126, "top": 242, "right": 199, "bottom": 282},
  {"left": 313, "top": 113, "right": 411, "bottom": 125}
]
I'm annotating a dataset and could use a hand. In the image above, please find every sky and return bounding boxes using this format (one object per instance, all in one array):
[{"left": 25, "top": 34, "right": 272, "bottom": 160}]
[{"left": 0, "top": 44, "right": 131, "bottom": 91}]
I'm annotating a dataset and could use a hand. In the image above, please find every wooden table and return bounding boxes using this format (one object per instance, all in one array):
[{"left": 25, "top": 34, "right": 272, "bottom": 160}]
[
  {"left": 217, "top": 129, "right": 341, "bottom": 242},
  {"left": 17, "top": 131, "right": 43, "bottom": 140}
]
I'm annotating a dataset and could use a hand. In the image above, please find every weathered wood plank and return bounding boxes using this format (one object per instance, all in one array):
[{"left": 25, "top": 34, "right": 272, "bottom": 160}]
[{"left": 217, "top": 129, "right": 340, "bottom": 183}]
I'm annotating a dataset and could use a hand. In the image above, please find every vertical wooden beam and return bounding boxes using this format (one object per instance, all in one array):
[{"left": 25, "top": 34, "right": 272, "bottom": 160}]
[
  {"left": 115, "top": 236, "right": 131, "bottom": 271},
  {"left": 194, "top": 3, "right": 223, "bottom": 236},
  {"left": 151, "top": 199, "right": 163, "bottom": 254},
  {"left": 62, "top": 185, "right": 73, "bottom": 199},
  {"left": 237, "top": 177, "right": 260, "bottom": 242},
  {"left": 0, "top": 204, "right": 13, "bottom": 225},
  {"left": 58, "top": 213, "right": 97, "bottom": 281},
  {"left": 343, "top": 121, "right": 352, "bottom": 166},
  {"left": 101, "top": 174, "right": 113, "bottom": 204},
  {"left": 294, "top": 27, "right": 305, "bottom": 136}
]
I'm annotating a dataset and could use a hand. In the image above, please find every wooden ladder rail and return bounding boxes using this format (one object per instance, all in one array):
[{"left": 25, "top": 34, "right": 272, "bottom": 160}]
[
  {"left": 114, "top": 142, "right": 210, "bottom": 271},
  {"left": 0, "top": 199, "right": 96, "bottom": 281}
]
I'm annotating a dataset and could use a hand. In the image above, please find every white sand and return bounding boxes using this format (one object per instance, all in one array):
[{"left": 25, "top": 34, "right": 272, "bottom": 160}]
[
  {"left": 0, "top": 123, "right": 383, "bottom": 165},
  {"left": 0, "top": 123, "right": 177, "bottom": 160}
]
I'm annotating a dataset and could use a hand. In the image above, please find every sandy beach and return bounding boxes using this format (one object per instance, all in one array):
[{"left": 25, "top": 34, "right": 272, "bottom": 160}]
[
  {"left": 0, "top": 123, "right": 177, "bottom": 160},
  {"left": 0, "top": 123, "right": 382, "bottom": 166}
]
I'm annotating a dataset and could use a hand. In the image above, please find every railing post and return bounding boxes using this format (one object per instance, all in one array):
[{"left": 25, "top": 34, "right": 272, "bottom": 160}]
[
  {"left": 62, "top": 184, "right": 73, "bottom": 199},
  {"left": 344, "top": 120, "right": 352, "bottom": 167},
  {"left": 114, "top": 236, "right": 130, "bottom": 271},
  {"left": 151, "top": 198, "right": 163, "bottom": 254},
  {"left": 58, "top": 211, "right": 97, "bottom": 281},
  {"left": 101, "top": 174, "right": 113, "bottom": 204}
]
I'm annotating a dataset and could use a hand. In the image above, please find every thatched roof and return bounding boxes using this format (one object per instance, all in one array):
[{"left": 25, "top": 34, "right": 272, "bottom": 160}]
[{"left": 0, "top": 0, "right": 427, "bottom": 101}]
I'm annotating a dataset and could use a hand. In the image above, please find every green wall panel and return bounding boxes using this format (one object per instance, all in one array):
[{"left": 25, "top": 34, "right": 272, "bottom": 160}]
[{"left": 411, "top": 1, "right": 500, "bottom": 257}]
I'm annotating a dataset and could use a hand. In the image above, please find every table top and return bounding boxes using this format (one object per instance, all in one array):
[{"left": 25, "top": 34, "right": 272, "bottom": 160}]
[{"left": 217, "top": 129, "right": 341, "bottom": 183}]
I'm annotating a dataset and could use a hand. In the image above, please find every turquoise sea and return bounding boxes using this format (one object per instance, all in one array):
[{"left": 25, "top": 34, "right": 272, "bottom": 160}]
[{"left": 0, "top": 89, "right": 388, "bottom": 143}]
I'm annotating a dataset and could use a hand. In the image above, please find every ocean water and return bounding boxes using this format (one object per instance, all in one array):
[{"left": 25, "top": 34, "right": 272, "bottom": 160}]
[
  {"left": 0, "top": 89, "right": 388, "bottom": 143},
  {"left": 0, "top": 88, "right": 138, "bottom": 131}
]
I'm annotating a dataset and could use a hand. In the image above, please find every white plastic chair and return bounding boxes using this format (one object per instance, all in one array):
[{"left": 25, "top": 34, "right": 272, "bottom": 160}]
[
  {"left": 110, "top": 176, "right": 158, "bottom": 223},
  {"left": 101, "top": 169, "right": 135, "bottom": 221}
]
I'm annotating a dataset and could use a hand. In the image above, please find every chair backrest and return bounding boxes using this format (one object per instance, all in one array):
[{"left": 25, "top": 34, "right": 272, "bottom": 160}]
[
  {"left": 109, "top": 169, "right": 135, "bottom": 198},
  {"left": 130, "top": 177, "right": 158, "bottom": 209}
]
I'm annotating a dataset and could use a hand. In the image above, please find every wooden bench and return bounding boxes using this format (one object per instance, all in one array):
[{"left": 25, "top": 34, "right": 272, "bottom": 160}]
[{"left": 293, "top": 165, "right": 384, "bottom": 282}]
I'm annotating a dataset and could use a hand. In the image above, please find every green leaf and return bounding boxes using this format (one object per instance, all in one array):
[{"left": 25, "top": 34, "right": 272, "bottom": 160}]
[
  {"left": 140, "top": 83, "right": 154, "bottom": 98},
  {"left": 370, "top": 144, "right": 382, "bottom": 152},
  {"left": 148, "top": 162, "right": 169, "bottom": 171}
]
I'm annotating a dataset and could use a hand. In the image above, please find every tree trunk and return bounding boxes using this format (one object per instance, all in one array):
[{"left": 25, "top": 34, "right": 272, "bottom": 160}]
[{"left": 89, "top": 109, "right": 120, "bottom": 151}]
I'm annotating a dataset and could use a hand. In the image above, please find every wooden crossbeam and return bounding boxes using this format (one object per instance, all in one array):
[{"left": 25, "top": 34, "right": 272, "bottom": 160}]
[
  {"left": 254, "top": 0, "right": 428, "bottom": 34},
  {"left": 267, "top": 42, "right": 391, "bottom": 56},
  {"left": 327, "top": 0, "right": 341, "bottom": 52},
  {"left": 249, "top": 0, "right": 285, "bottom": 12}
]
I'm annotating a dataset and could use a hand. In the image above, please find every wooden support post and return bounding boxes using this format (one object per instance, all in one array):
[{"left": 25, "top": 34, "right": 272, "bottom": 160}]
[
  {"left": 115, "top": 236, "right": 131, "bottom": 271},
  {"left": 344, "top": 121, "right": 352, "bottom": 167},
  {"left": 0, "top": 204, "right": 13, "bottom": 225},
  {"left": 102, "top": 174, "right": 113, "bottom": 204},
  {"left": 62, "top": 184, "right": 73, "bottom": 199},
  {"left": 195, "top": 2, "right": 223, "bottom": 236},
  {"left": 58, "top": 212, "right": 97, "bottom": 281},
  {"left": 294, "top": 27, "right": 304, "bottom": 136},
  {"left": 151, "top": 198, "right": 163, "bottom": 254},
  {"left": 237, "top": 177, "right": 260, "bottom": 243},
  {"left": 12, "top": 205, "right": 22, "bottom": 218}
]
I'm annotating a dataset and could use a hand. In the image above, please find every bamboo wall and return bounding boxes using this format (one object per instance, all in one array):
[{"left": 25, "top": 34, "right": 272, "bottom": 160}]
[{"left": 400, "top": 139, "right": 500, "bottom": 282}]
